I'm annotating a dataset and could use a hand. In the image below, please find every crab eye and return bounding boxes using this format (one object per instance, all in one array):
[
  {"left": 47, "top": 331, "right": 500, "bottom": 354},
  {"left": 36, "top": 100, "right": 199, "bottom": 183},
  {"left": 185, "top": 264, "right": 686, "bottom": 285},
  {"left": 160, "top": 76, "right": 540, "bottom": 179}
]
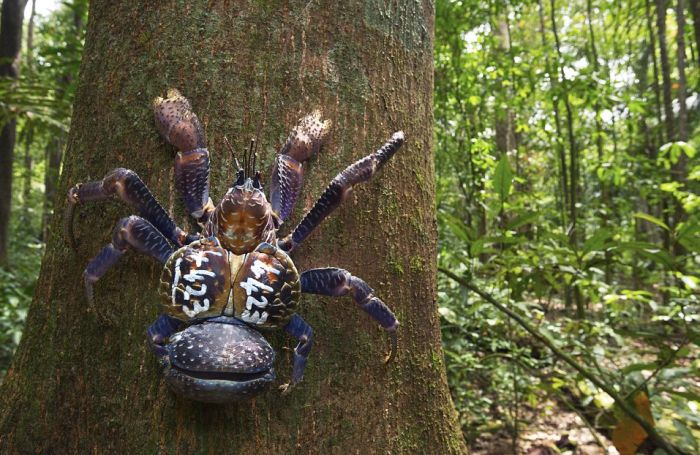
[
  {"left": 234, "top": 169, "right": 245, "bottom": 187},
  {"left": 253, "top": 171, "right": 262, "bottom": 189}
]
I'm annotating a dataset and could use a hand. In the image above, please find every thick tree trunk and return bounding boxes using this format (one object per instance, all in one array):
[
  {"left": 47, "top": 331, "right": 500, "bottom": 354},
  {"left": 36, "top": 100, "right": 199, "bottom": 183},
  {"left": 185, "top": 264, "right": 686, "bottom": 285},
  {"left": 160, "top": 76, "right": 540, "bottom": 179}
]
[
  {"left": 0, "top": 1, "right": 466, "bottom": 453},
  {"left": 0, "top": 0, "right": 27, "bottom": 265}
]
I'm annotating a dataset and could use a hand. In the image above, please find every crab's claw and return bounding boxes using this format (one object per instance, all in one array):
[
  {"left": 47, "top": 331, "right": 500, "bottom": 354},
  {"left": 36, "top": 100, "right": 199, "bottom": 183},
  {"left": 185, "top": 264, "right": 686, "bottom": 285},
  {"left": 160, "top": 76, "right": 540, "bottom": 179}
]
[
  {"left": 64, "top": 184, "right": 81, "bottom": 249},
  {"left": 152, "top": 88, "right": 206, "bottom": 153}
]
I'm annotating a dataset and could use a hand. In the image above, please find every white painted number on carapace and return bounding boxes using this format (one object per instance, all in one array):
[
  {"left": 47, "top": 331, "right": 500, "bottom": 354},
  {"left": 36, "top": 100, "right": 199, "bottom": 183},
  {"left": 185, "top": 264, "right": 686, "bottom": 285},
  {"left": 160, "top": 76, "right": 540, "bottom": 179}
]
[
  {"left": 172, "top": 250, "right": 223, "bottom": 318},
  {"left": 239, "top": 259, "right": 280, "bottom": 324}
]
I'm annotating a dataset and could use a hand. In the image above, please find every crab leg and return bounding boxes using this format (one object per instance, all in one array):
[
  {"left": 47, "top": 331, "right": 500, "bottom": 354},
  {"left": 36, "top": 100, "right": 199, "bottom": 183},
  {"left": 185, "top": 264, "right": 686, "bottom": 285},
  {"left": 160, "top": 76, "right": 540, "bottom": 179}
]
[
  {"left": 299, "top": 268, "right": 398, "bottom": 364},
  {"left": 270, "top": 111, "right": 330, "bottom": 224},
  {"left": 153, "top": 89, "right": 214, "bottom": 225},
  {"left": 147, "top": 314, "right": 181, "bottom": 360},
  {"left": 65, "top": 168, "right": 196, "bottom": 249},
  {"left": 278, "top": 131, "right": 404, "bottom": 252},
  {"left": 279, "top": 314, "right": 314, "bottom": 394},
  {"left": 84, "top": 215, "right": 174, "bottom": 307}
]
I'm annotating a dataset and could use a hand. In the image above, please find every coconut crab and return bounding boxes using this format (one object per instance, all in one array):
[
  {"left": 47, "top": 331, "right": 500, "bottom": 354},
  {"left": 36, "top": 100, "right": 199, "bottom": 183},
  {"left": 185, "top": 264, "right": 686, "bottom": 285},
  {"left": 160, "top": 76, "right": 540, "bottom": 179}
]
[{"left": 64, "top": 89, "right": 403, "bottom": 402}]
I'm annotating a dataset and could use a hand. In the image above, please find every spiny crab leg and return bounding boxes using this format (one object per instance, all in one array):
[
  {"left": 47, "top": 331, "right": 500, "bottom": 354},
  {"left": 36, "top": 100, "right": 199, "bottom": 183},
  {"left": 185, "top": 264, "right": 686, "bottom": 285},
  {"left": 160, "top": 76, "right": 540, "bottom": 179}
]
[
  {"left": 279, "top": 314, "right": 314, "bottom": 395},
  {"left": 153, "top": 89, "right": 214, "bottom": 226},
  {"left": 270, "top": 111, "right": 330, "bottom": 224},
  {"left": 278, "top": 131, "right": 404, "bottom": 252},
  {"left": 83, "top": 216, "right": 173, "bottom": 310},
  {"left": 64, "top": 168, "right": 196, "bottom": 249},
  {"left": 299, "top": 267, "right": 399, "bottom": 365}
]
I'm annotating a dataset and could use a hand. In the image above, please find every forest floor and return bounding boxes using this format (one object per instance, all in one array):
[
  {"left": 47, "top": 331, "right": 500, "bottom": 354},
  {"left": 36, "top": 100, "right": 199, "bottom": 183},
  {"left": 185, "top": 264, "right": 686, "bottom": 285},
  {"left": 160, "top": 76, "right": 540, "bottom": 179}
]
[{"left": 471, "top": 399, "right": 618, "bottom": 455}]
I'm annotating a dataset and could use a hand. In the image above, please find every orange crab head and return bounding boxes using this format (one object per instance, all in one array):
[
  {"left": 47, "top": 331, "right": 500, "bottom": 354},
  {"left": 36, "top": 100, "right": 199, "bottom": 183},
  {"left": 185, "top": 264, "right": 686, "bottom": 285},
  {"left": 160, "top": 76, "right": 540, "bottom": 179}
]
[{"left": 209, "top": 169, "right": 275, "bottom": 255}]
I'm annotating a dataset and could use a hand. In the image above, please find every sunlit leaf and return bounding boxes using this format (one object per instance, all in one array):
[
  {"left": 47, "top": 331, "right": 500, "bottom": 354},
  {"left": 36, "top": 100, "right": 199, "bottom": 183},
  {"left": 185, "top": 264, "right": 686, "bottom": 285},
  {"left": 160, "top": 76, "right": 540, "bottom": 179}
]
[
  {"left": 672, "top": 419, "right": 698, "bottom": 453},
  {"left": 506, "top": 211, "right": 539, "bottom": 230},
  {"left": 633, "top": 213, "right": 670, "bottom": 231},
  {"left": 493, "top": 154, "right": 512, "bottom": 203},
  {"left": 582, "top": 228, "right": 612, "bottom": 254}
]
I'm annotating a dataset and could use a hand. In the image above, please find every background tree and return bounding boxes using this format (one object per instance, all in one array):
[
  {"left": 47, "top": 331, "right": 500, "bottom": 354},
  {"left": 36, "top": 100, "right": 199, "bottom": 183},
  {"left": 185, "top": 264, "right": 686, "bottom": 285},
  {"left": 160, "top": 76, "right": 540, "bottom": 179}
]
[
  {"left": 0, "top": 0, "right": 28, "bottom": 265},
  {"left": 0, "top": 1, "right": 466, "bottom": 453},
  {"left": 0, "top": 0, "right": 86, "bottom": 382}
]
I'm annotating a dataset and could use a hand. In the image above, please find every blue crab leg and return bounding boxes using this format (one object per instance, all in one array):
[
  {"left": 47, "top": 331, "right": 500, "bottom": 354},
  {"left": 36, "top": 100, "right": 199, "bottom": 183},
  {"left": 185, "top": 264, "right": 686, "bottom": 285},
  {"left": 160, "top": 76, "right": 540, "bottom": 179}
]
[
  {"left": 84, "top": 215, "right": 174, "bottom": 308},
  {"left": 147, "top": 314, "right": 181, "bottom": 360},
  {"left": 300, "top": 268, "right": 398, "bottom": 364},
  {"left": 280, "top": 314, "right": 314, "bottom": 394},
  {"left": 278, "top": 131, "right": 404, "bottom": 252},
  {"left": 65, "top": 168, "right": 197, "bottom": 249},
  {"left": 270, "top": 111, "right": 330, "bottom": 224},
  {"left": 153, "top": 89, "right": 214, "bottom": 224}
]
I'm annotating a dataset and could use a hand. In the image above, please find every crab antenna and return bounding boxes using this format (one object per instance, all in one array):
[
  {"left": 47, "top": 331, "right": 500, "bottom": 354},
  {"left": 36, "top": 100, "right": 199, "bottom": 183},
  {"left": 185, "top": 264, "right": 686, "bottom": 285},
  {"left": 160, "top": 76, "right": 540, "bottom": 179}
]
[
  {"left": 247, "top": 139, "right": 255, "bottom": 176},
  {"left": 223, "top": 136, "right": 242, "bottom": 171},
  {"left": 242, "top": 139, "right": 249, "bottom": 178},
  {"left": 251, "top": 140, "right": 258, "bottom": 174}
]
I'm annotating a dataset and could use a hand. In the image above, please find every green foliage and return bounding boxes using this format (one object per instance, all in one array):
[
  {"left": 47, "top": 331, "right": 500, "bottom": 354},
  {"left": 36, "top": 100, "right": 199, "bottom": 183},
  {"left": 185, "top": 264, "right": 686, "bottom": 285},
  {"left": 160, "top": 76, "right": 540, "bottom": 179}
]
[
  {"left": 435, "top": 0, "right": 700, "bottom": 450},
  {"left": 0, "top": 0, "right": 87, "bottom": 378}
]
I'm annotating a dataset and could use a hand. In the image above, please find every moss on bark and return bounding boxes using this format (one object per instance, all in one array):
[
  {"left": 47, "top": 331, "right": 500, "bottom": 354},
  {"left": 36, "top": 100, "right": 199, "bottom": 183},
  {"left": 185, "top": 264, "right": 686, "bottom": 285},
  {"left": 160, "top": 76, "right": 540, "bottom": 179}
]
[{"left": 0, "top": 1, "right": 466, "bottom": 453}]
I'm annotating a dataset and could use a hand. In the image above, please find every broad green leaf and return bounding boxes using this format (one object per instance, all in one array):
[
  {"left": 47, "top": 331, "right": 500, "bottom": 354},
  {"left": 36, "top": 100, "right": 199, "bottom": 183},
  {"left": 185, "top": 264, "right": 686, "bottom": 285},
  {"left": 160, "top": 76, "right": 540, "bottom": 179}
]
[
  {"left": 506, "top": 211, "right": 539, "bottom": 230},
  {"left": 678, "top": 274, "right": 698, "bottom": 290},
  {"left": 442, "top": 213, "right": 471, "bottom": 243},
  {"left": 672, "top": 419, "right": 699, "bottom": 453},
  {"left": 666, "top": 389, "right": 700, "bottom": 401},
  {"left": 493, "top": 154, "right": 512, "bottom": 203},
  {"left": 582, "top": 228, "right": 612, "bottom": 254},
  {"left": 633, "top": 213, "right": 670, "bottom": 231},
  {"left": 621, "top": 361, "right": 659, "bottom": 374},
  {"left": 660, "top": 182, "right": 681, "bottom": 192}
]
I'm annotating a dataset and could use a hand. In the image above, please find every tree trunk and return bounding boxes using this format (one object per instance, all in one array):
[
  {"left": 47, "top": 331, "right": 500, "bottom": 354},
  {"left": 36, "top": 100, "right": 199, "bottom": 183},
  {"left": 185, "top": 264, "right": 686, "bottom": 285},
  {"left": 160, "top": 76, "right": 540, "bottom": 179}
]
[
  {"left": 550, "top": 0, "right": 583, "bottom": 316},
  {"left": 0, "top": 0, "right": 27, "bottom": 265},
  {"left": 538, "top": 0, "right": 568, "bottom": 232},
  {"left": 646, "top": 0, "right": 663, "bottom": 153},
  {"left": 688, "top": 0, "right": 700, "bottom": 66},
  {"left": 0, "top": 1, "right": 466, "bottom": 453},
  {"left": 656, "top": 0, "right": 674, "bottom": 142},
  {"left": 674, "top": 0, "right": 688, "bottom": 256},
  {"left": 494, "top": 18, "right": 516, "bottom": 157}
]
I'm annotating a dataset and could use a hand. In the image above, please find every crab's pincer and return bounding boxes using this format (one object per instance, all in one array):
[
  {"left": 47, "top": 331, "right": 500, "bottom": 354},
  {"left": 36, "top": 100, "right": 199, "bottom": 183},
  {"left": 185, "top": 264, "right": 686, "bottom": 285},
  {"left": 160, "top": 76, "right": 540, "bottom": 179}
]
[{"left": 161, "top": 318, "right": 276, "bottom": 403}]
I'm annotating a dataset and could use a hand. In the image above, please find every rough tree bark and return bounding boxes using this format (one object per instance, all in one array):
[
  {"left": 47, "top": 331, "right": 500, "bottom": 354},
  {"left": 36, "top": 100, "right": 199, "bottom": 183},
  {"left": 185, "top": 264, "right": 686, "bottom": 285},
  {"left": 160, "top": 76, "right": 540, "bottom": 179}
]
[
  {"left": 0, "top": 1, "right": 466, "bottom": 453},
  {"left": 0, "top": 0, "right": 28, "bottom": 265}
]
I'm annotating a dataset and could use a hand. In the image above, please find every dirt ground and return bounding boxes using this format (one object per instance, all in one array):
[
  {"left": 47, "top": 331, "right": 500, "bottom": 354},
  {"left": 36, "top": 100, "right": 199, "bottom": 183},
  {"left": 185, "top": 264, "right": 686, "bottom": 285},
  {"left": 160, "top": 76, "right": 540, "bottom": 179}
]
[{"left": 471, "top": 402, "right": 619, "bottom": 455}]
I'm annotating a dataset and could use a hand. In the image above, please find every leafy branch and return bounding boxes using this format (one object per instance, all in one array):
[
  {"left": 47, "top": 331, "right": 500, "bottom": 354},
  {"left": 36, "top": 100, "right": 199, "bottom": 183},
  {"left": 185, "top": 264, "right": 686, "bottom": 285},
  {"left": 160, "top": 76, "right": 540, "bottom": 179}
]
[{"left": 438, "top": 267, "right": 681, "bottom": 455}]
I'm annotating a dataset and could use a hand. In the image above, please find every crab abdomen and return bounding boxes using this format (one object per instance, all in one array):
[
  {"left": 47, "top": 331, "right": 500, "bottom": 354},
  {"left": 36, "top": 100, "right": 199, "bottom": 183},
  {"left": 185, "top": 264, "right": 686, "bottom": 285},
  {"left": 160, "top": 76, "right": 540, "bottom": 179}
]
[{"left": 163, "top": 319, "right": 276, "bottom": 402}]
